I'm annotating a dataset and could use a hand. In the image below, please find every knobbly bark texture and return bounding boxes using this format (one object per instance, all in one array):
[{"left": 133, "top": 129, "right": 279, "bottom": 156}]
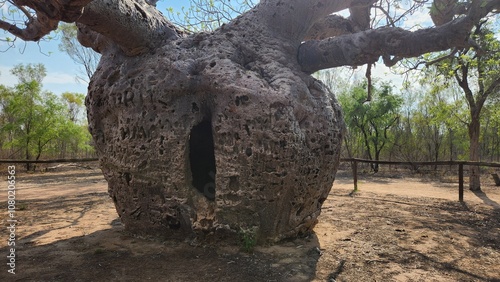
[{"left": 86, "top": 4, "right": 344, "bottom": 242}]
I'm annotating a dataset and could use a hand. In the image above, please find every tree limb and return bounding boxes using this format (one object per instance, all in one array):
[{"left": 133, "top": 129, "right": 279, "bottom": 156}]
[
  {"left": 304, "top": 15, "right": 360, "bottom": 40},
  {"left": 425, "top": 48, "right": 459, "bottom": 66},
  {"left": 76, "top": 0, "right": 183, "bottom": 56},
  {"left": 258, "top": 0, "right": 360, "bottom": 41},
  {"left": 302, "top": 0, "right": 376, "bottom": 41},
  {"left": 298, "top": 20, "right": 472, "bottom": 73},
  {"left": 348, "top": 0, "right": 377, "bottom": 30},
  {"left": 1, "top": 0, "right": 183, "bottom": 56},
  {"left": 0, "top": 0, "right": 94, "bottom": 41},
  {"left": 455, "top": 63, "right": 476, "bottom": 110},
  {"left": 298, "top": 0, "right": 500, "bottom": 73},
  {"left": 430, "top": 0, "right": 468, "bottom": 26}
]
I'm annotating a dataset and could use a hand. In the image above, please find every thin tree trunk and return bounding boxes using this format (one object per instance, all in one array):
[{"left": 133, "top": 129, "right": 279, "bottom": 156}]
[
  {"left": 468, "top": 118, "right": 481, "bottom": 191},
  {"left": 25, "top": 134, "right": 31, "bottom": 171}
]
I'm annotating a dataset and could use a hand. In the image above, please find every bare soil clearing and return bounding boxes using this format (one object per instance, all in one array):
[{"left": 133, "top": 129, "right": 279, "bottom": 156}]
[{"left": 1, "top": 166, "right": 499, "bottom": 281}]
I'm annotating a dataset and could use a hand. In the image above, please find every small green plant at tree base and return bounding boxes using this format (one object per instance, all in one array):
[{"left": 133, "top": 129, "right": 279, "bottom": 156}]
[
  {"left": 349, "top": 185, "right": 358, "bottom": 197},
  {"left": 17, "top": 202, "right": 28, "bottom": 211},
  {"left": 93, "top": 248, "right": 105, "bottom": 255},
  {"left": 239, "top": 226, "right": 258, "bottom": 253}
]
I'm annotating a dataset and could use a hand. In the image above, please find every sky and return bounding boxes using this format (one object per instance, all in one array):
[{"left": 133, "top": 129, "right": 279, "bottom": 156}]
[
  {"left": 0, "top": 1, "right": 433, "bottom": 96},
  {"left": 0, "top": 38, "right": 89, "bottom": 95},
  {"left": 0, "top": 1, "right": 186, "bottom": 96}
]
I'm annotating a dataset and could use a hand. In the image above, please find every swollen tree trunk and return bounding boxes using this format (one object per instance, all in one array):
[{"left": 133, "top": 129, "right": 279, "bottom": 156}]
[{"left": 84, "top": 0, "right": 346, "bottom": 242}]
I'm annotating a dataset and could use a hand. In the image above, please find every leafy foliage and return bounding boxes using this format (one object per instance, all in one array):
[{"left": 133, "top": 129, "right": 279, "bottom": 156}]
[
  {"left": 418, "top": 21, "right": 500, "bottom": 188},
  {"left": 339, "top": 81, "right": 402, "bottom": 172},
  {"left": 58, "top": 23, "right": 101, "bottom": 83},
  {"left": 0, "top": 64, "right": 93, "bottom": 168}
]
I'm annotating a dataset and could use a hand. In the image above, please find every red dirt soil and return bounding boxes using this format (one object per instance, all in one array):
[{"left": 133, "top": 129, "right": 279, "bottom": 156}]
[{"left": 1, "top": 165, "right": 499, "bottom": 281}]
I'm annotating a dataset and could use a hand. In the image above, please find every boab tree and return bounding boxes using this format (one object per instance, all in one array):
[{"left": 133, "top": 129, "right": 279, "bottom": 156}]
[{"left": 1, "top": 0, "right": 498, "bottom": 242}]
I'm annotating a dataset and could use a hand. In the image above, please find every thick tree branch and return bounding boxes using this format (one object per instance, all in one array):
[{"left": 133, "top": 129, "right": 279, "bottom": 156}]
[
  {"left": 348, "top": 0, "right": 377, "bottom": 30},
  {"left": 258, "top": 0, "right": 360, "bottom": 41},
  {"left": 298, "top": 20, "right": 473, "bottom": 73},
  {"left": 303, "top": 0, "right": 376, "bottom": 41},
  {"left": 0, "top": 0, "right": 94, "bottom": 41},
  {"left": 12, "top": 0, "right": 93, "bottom": 21},
  {"left": 77, "top": 0, "right": 183, "bottom": 56},
  {"left": 430, "top": 0, "right": 468, "bottom": 26},
  {"left": 1, "top": 0, "right": 183, "bottom": 56},
  {"left": 76, "top": 23, "right": 113, "bottom": 54},
  {"left": 298, "top": 0, "right": 500, "bottom": 73},
  {"left": 0, "top": 16, "right": 58, "bottom": 41},
  {"left": 304, "top": 15, "right": 360, "bottom": 40}
]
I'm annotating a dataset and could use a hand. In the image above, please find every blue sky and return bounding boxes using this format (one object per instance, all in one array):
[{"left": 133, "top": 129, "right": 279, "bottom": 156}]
[
  {"left": 0, "top": 1, "right": 187, "bottom": 96},
  {"left": 0, "top": 1, "right": 446, "bottom": 96},
  {"left": 0, "top": 38, "right": 89, "bottom": 95}
]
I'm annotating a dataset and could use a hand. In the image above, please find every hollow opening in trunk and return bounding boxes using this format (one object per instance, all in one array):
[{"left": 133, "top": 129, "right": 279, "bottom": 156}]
[{"left": 189, "top": 118, "right": 216, "bottom": 200}]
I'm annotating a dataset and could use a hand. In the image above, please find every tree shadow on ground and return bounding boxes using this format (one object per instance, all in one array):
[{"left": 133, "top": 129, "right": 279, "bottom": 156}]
[
  {"left": 18, "top": 170, "right": 105, "bottom": 184},
  {"left": 13, "top": 192, "right": 110, "bottom": 243},
  {"left": 471, "top": 190, "right": 500, "bottom": 210},
  {"left": 317, "top": 190, "right": 500, "bottom": 281},
  {"left": 0, "top": 220, "right": 323, "bottom": 281}
]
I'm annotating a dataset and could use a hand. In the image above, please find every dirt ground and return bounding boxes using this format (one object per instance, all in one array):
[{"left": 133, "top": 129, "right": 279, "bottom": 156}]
[{"left": 1, "top": 164, "right": 499, "bottom": 281}]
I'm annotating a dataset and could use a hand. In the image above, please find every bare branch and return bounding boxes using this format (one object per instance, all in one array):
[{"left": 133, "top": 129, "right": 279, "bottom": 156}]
[
  {"left": 77, "top": 0, "right": 183, "bottom": 56},
  {"left": 0, "top": 0, "right": 184, "bottom": 56},
  {"left": 298, "top": 0, "right": 500, "bottom": 73},
  {"left": 0, "top": 0, "right": 93, "bottom": 41},
  {"left": 430, "top": 0, "right": 469, "bottom": 26},
  {"left": 425, "top": 48, "right": 459, "bottom": 66},
  {"left": 348, "top": 0, "right": 377, "bottom": 30},
  {"left": 304, "top": 15, "right": 360, "bottom": 40},
  {"left": 258, "top": 0, "right": 359, "bottom": 40}
]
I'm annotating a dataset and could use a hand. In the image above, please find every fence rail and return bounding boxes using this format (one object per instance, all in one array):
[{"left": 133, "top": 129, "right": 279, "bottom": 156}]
[
  {"left": 2, "top": 157, "right": 498, "bottom": 202},
  {"left": 340, "top": 158, "right": 500, "bottom": 202}
]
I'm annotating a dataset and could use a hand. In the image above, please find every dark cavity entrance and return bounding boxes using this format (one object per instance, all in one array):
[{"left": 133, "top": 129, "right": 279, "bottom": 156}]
[{"left": 189, "top": 118, "right": 216, "bottom": 200}]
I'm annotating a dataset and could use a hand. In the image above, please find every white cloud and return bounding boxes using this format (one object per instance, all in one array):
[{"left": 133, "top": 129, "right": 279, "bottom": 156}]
[
  {"left": 0, "top": 65, "right": 17, "bottom": 87},
  {"left": 0, "top": 65, "right": 79, "bottom": 87},
  {"left": 0, "top": 65, "right": 87, "bottom": 94},
  {"left": 370, "top": 64, "right": 404, "bottom": 88},
  {"left": 400, "top": 8, "right": 433, "bottom": 30},
  {"left": 44, "top": 72, "right": 78, "bottom": 84}
]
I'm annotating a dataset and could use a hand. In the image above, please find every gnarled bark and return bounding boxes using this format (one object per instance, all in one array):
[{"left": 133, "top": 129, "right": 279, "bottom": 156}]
[
  {"left": 77, "top": 0, "right": 182, "bottom": 55},
  {"left": 86, "top": 10, "right": 344, "bottom": 241}
]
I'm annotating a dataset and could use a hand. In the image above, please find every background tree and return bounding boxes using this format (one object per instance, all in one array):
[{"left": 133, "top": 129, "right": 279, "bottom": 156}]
[
  {"left": 62, "top": 92, "right": 86, "bottom": 122},
  {"left": 58, "top": 23, "right": 101, "bottom": 82},
  {"left": 340, "top": 81, "right": 402, "bottom": 172},
  {"left": 0, "top": 84, "right": 13, "bottom": 157},
  {"left": 0, "top": 64, "right": 92, "bottom": 169},
  {"left": 419, "top": 22, "right": 500, "bottom": 190}
]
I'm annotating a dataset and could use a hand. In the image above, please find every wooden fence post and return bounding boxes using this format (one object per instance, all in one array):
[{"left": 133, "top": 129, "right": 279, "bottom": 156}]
[
  {"left": 458, "top": 163, "right": 464, "bottom": 202},
  {"left": 352, "top": 160, "right": 358, "bottom": 192}
]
